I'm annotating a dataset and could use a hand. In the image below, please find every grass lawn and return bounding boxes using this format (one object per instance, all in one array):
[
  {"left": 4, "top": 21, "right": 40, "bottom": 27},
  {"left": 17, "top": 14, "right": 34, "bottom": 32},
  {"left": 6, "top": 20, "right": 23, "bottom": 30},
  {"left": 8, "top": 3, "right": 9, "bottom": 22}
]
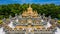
[
  {"left": 0, "top": 20, "right": 3, "bottom": 24},
  {"left": 58, "top": 20, "right": 60, "bottom": 24}
]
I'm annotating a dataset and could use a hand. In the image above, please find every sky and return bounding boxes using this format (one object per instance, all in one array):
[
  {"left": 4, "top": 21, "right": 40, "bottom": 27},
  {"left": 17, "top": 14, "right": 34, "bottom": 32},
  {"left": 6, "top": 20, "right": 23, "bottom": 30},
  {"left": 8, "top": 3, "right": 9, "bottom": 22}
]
[{"left": 0, "top": 0, "right": 60, "bottom": 5}]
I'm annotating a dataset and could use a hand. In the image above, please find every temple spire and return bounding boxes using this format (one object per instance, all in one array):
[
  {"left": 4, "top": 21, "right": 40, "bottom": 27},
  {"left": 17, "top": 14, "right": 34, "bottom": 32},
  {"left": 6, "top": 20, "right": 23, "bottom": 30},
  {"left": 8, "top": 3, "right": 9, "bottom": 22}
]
[
  {"left": 27, "top": 4, "right": 32, "bottom": 11},
  {"left": 22, "top": 4, "right": 38, "bottom": 17},
  {"left": 29, "top": 4, "right": 31, "bottom": 8}
]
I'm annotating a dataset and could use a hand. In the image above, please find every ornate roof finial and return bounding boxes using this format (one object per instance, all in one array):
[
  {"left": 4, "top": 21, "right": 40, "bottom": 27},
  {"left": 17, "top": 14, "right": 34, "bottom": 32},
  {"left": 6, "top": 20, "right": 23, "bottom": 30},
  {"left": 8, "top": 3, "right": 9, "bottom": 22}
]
[
  {"left": 29, "top": 4, "right": 31, "bottom": 8},
  {"left": 2, "top": 17, "right": 6, "bottom": 22},
  {"left": 27, "top": 4, "right": 32, "bottom": 12},
  {"left": 9, "top": 15, "right": 12, "bottom": 19}
]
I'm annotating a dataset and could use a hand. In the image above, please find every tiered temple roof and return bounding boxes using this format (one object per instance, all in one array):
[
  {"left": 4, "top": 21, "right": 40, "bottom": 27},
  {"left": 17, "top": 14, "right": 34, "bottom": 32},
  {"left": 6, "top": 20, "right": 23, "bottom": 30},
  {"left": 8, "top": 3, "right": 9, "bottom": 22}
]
[{"left": 1, "top": 5, "right": 58, "bottom": 34}]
